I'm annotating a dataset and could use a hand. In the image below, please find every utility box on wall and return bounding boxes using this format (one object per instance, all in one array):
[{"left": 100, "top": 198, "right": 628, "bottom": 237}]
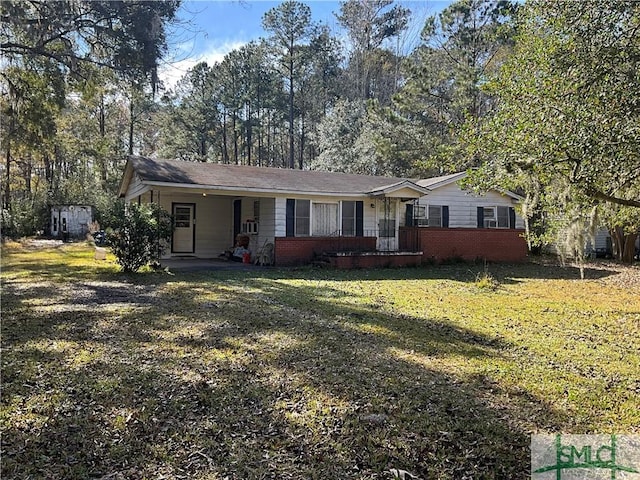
[{"left": 50, "top": 205, "right": 94, "bottom": 240}]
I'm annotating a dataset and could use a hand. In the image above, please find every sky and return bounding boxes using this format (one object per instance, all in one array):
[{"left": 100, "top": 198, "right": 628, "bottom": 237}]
[{"left": 159, "top": 0, "right": 454, "bottom": 89}]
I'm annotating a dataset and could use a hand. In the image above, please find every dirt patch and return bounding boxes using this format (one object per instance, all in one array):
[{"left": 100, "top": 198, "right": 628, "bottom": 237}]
[{"left": 6, "top": 238, "right": 65, "bottom": 250}]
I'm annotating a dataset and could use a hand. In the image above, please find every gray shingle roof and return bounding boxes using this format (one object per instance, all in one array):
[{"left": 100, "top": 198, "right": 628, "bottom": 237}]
[
  {"left": 415, "top": 172, "right": 466, "bottom": 188},
  {"left": 127, "top": 156, "right": 425, "bottom": 196}
]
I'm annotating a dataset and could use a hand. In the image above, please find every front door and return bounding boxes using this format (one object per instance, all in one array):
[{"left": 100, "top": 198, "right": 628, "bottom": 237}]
[
  {"left": 172, "top": 203, "right": 195, "bottom": 253},
  {"left": 377, "top": 198, "right": 398, "bottom": 251}
]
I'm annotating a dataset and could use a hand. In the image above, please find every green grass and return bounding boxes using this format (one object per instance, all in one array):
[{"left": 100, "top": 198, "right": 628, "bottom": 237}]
[{"left": 2, "top": 241, "right": 639, "bottom": 479}]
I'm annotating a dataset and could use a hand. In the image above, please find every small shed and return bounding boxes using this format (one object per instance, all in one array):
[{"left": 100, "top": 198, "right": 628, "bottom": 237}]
[{"left": 50, "top": 205, "right": 94, "bottom": 240}]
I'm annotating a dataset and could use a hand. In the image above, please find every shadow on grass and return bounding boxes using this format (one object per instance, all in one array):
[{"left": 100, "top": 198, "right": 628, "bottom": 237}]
[{"left": 1, "top": 269, "right": 575, "bottom": 479}]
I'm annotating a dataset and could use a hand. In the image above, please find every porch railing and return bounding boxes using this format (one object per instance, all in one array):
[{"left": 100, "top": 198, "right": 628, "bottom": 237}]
[
  {"left": 313, "top": 230, "right": 378, "bottom": 253},
  {"left": 398, "top": 227, "right": 420, "bottom": 252},
  {"left": 296, "top": 228, "right": 422, "bottom": 253}
]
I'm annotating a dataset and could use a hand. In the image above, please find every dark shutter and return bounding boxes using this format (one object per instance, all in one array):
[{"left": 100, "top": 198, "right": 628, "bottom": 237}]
[
  {"left": 509, "top": 207, "right": 516, "bottom": 229},
  {"left": 286, "top": 199, "right": 295, "bottom": 237},
  {"left": 477, "top": 206, "right": 484, "bottom": 228},
  {"left": 356, "top": 201, "right": 364, "bottom": 237},
  {"left": 442, "top": 206, "right": 449, "bottom": 228},
  {"left": 233, "top": 199, "right": 242, "bottom": 238},
  {"left": 405, "top": 204, "right": 414, "bottom": 227}
]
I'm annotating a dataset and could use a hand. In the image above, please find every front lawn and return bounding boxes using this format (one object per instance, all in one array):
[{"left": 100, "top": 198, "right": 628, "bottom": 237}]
[{"left": 2, "top": 241, "right": 639, "bottom": 479}]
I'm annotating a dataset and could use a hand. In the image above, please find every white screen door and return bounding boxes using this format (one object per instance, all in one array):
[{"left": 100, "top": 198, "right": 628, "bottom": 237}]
[{"left": 172, "top": 204, "right": 194, "bottom": 253}]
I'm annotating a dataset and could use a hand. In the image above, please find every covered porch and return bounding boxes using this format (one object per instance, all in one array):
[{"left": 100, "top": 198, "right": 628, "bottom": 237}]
[{"left": 119, "top": 156, "right": 430, "bottom": 267}]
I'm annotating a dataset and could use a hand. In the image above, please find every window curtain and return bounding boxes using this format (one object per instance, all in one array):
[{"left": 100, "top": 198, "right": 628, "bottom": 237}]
[{"left": 313, "top": 203, "right": 338, "bottom": 236}]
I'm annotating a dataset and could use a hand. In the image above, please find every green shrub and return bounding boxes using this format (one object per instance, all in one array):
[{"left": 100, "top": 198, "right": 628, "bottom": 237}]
[{"left": 107, "top": 203, "right": 173, "bottom": 273}]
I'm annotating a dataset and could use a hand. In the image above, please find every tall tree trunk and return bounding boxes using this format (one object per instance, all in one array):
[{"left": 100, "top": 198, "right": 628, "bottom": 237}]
[
  {"left": 288, "top": 79, "right": 295, "bottom": 168},
  {"left": 298, "top": 112, "right": 305, "bottom": 170},
  {"left": 222, "top": 109, "right": 229, "bottom": 164},
  {"left": 257, "top": 86, "right": 262, "bottom": 166},
  {"left": 233, "top": 110, "right": 238, "bottom": 165},
  {"left": 3, "top": 138, "right": 11, "bottom": 211},
  {"left": 98, "top": 93, "right": 108, "bottom": 184},
  {"left": 288, "top": 42, "right": 295, "bottom": 169},
  {"left": 622, "top": 233, "right": 637, "bottom": 263},
  {"left": 23, "top": 155, "right": 32, "bottom": 193},
  {"left": 247, "top": 105, "right": 252, "bottom": 166},
  {"left": 128, "top": 98, "right": 135, "bottom": 156},
  {"left": 199, "top": 131, "right": 206, "bottom": 159},
  {"left": 257, "top": 110, "right": 263, "bottom": 167},
  {"left": 266, "top": 114, "right": 272, "bottom": 167},
  {"left": 611, "top": 227, "right": 638, "bottom": 264},
  {"left": 99, "top": 93, "right": 106, "bottom": 137}
]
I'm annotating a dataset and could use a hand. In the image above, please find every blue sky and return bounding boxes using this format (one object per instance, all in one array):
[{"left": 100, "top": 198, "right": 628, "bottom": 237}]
[{"left": 159, "top": 0, "right": 454, "bottom": 88}]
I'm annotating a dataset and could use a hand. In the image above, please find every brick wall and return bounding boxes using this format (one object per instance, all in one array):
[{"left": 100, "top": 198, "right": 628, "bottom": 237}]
[
  {"left": 401, "top": 227, "right": 528, "bottom": 263},
  {"left": 328, "top": 252, "right": 422, "bottom": 269},
  {"left": 274, "top": 237, "right": 377, "bottom": 266}
]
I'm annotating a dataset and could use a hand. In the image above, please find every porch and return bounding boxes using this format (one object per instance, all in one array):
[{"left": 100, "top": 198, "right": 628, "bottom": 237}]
[{"left": 274, "top": 231, "right": 423, "bottom": 268}]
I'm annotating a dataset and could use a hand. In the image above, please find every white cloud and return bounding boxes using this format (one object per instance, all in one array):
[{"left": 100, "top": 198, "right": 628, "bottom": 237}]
[{"left": 158, "top": 40, "right": 246, "bottom": 92}]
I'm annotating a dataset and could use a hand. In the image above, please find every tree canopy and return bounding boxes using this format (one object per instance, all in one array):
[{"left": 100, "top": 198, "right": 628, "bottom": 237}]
[
  {"left": 1, "top": 0, "right": 638, "bottom": 263},
  {"left": 470, "top": 0, "right": 640, "bottom": 261},
  {"left": 1, "top": 0, "right": 180, "bottom": 89}
]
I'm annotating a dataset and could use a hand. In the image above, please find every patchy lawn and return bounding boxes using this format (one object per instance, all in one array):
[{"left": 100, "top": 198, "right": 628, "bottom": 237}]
[{"left": 2, "top": 241, "right": 639, "bottom": 479}]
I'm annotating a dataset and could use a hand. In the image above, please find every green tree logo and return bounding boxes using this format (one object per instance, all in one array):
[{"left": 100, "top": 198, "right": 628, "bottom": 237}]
[{"left": 532, "top": 435, "right": 640, "bottom": 479}]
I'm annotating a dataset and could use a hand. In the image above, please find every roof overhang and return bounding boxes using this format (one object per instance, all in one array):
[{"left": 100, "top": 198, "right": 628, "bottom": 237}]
[
  {"left": 367, "top": 180, "right": 430, "bottom": 200},
  {"left": 417, "top": 171, "right": 524, "bottom": 202},
  {"left": 147, "top": 181, "right": 398, "bottom": 198},
  {"left": 118, "top": 156, "right": 432, "bottom": 201}
]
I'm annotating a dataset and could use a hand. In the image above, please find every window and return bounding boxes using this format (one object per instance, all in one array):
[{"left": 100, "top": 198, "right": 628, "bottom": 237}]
[
  {"left": 483, "top": 206, "right": 510, "bottom": 228},
  {"left": 295, "top": 199, "right": 310, "bottom": 236},
  {"left": 413, "top": 204, "right": 444, "bottom": 227},
  {"left": 497, "top": 206, "right": 509, "bottom": 228},
  {"left": 483, "top": 207, "right": 496, "bottom": 228},
  {"left": 341, "top": 201, "right": 356, "bottom": 236},
  {"left": 175, "top": 207, "right": 191, "bottom": 228},
  {"left": 428, "top": 205, "right": 442, "bottom": 227},
  {"left": 289, "top": 199, "right": 363, "bottom": 237},
  {"left": 413, "top": 205, "right": 427, "bottom": 226},
  {"left": 313, "top": 203, "right": 338, "bottom": 236}
]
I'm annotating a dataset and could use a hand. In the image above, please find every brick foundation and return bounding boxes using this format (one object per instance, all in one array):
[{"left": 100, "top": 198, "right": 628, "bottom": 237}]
[
  {"left": 401, "top": 227, "right": 528, "bottom": 263},
  {"left": 327, "top": 252, "right": 423, "bottom": 269},
  {"left": 274, "top": 237, "right": 377, "bottom": 266},
  {"left": 275, "top": 229, "right": 527, "bottom": 267}
]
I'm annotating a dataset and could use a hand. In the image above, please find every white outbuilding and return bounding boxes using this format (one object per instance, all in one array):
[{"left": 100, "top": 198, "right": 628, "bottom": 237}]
[{"left": 50, "top": 205, "right": 94, "bottom": 240}]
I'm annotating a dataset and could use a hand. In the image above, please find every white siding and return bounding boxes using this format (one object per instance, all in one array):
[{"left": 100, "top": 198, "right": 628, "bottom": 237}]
[
  {"left": 256, "top": 197, "right": 276, "bottom": 249},
  {"left": 586, "top": 227, "right": 612, "bottom": 254},
  {"left": 274, "top": 197, "right": 287, "bottom": 237},
  {"left": 50, "top": 205, "right": 94, "bottom": 238},
  {"left": 155, "top": 192, "right": 233, "bottom": 258},
  {"left": 124, "top": 173, "right": 150, "bottom": 202},
  {"left": 412, "top": 183, "right": 524, "bottom": 229},
  {"left": 239, "top": 197, "right": 276, "bottom": 253},
  {"left": 363, "top": 199, "right": 378, "bottom": 234}
]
